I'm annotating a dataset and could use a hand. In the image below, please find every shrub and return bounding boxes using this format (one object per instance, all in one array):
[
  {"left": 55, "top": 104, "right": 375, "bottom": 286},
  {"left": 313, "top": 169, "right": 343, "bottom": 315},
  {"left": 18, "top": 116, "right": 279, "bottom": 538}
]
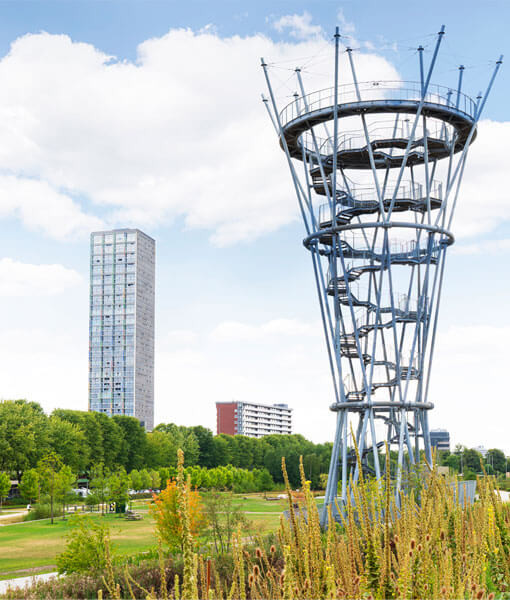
[
  {"left": 202, "top": 490, "right": 248, "bottom": 555},
  {"left": 0, "top": 558, "right": 180, "bottom": 600},
  {"left": 23, "top": 503, "right": 63, "bottom": 521},
  {"left": 150, "top": 452, "right": 207, "bottom": 553},
  {"left": 56, "top": 515, "right": 111, "bottom": 574}
]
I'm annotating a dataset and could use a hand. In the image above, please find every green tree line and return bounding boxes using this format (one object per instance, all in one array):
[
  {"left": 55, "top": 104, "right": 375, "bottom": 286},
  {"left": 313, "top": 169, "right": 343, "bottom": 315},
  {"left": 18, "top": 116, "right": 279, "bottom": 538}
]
[
  {"left": 3, "top": 400, "right": 506, "bottom": 492},
  {"left": 0, "top": 399, "right": 332, "bottom": 488}
]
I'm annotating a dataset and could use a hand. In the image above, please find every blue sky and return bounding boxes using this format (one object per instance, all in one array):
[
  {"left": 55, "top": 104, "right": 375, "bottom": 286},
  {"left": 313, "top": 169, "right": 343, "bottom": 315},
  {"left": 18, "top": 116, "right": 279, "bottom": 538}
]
[{"left": 0, "top": 0, "right": 508, "bottom": 453}]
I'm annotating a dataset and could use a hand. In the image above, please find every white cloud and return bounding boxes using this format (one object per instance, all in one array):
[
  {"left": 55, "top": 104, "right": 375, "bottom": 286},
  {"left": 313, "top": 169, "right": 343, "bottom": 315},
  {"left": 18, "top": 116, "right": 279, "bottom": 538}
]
[
  {"left": 454, "top": 120, "right": 510, "bottom": 239},
  {"left": 271, "top": 12, "right": 324, "bottom": 40},
  {"left": 161, "top": 329, "right": 198, "bottom": 346},
  {"left": 0, "top": 328, "right": 87, "bottom": 413},
  {"left": 0, "top": 28, "right": 505, "bottom": 246},
  {"left": 337, "top": 9, "right": 356, "bottom": 36},
  {"left": 453, "top": 238, "right": 510, "bottom": 255},
  {"left": 430, "top": 325, "right": 510, "bottom": 452},
  {"left": 210, "top": 318, "right": 318, "bottom": 342},
  {"left": 0, "top": 258, "right": 83, "bottom": 296},
  {"left": 0, "top": 29, "right": 400, "bottom": 245},
  {"left": 0, "top": 175, "right": 103, "bottom": 240}
]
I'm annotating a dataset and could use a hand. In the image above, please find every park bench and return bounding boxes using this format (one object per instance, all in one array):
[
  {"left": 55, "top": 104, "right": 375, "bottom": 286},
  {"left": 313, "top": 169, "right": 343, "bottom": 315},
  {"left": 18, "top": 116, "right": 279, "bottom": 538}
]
[{"left": 124, "top": 510, "right": 142, "bottom": 521}]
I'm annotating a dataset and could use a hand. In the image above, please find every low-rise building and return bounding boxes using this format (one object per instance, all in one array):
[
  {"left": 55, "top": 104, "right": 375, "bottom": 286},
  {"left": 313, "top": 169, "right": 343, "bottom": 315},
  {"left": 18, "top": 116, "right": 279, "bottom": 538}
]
[
  {"left": 216, "top": 401, "right": 292, "bottom": 438},
  {"left": 430, "top": 428, "right": 450, "bottom": 452}
]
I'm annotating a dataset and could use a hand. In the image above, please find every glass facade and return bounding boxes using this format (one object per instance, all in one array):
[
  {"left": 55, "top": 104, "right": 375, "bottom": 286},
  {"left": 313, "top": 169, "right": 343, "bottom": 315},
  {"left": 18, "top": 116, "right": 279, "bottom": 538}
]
[{"left": 88, "top": 229, "right": 155, "bottom": 430}]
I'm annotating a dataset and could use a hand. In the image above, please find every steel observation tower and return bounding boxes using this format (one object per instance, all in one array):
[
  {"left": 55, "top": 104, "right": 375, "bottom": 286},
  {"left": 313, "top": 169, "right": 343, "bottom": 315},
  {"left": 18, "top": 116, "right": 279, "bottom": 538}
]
[{"left": 261, "top": 27, "right": 502, "bottom": 523}]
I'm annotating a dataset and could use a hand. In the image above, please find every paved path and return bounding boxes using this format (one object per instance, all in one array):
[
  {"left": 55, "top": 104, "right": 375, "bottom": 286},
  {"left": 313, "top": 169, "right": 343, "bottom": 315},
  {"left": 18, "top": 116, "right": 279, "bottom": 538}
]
[
  {"left": 0, "top": 511, "right": 27, "bottom": 521},
  {"left": 0, "top": 572, "right": 58, "bottom": 594}
]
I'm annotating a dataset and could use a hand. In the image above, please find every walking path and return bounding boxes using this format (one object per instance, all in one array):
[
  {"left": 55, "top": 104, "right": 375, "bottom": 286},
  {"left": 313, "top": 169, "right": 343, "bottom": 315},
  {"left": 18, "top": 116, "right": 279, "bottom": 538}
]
[
  {"left": 0, "top": 511, "right": 26, "bottom": 521},
  {"left": 0, "top": 572, "right": 58, "bottom": 594}
]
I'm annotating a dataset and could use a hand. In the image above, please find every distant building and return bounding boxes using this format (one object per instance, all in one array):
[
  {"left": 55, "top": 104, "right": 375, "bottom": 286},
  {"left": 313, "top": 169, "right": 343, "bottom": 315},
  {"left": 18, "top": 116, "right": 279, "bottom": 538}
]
[
  {"left": 474, "top": 445, "right": 488, "bottom": 458},
  {"left": 430, "top": 429, "right": 450, "bottom": 452},
  {"left": 88, "top": 228, "right": 155, "bottom": 431},
  {"left": 216, "top": 401, "right": 292, "bottom": 438}
]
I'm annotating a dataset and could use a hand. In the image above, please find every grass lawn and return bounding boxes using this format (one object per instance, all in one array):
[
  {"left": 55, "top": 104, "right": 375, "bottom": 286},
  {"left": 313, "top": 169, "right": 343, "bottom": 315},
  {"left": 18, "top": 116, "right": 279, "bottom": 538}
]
[
  {"left": 0, "top": 492, "right": 316, "bottom": 581},
  {"left": 232, "top": 497, "right": 288, "bottom": 513},
  {"left": 0, "top": 513, "right": 156, "bottom": 581}
]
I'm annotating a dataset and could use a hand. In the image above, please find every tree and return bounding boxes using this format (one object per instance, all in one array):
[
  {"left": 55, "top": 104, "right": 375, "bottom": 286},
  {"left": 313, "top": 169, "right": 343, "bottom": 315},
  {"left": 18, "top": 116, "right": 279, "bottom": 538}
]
[
  {"left": 0, "top": 472, "right": 10, "bottom": 512},
  {"left": 108, "top": 469, "right": 129, "bottom": 512},
  {"left": 112, "top": 416, "right": 147, "bottom": 471},
  {"left": 139, "top": 468, "right": 152, "bottom": 490},
  {"left": 159, "top": 467, "right": 170, "bottom": 488},
  {"left": 0, "top": 400, "right": 49, "bottom": 479},
  {"left": 253, "top": 468, "right": 274, "bottom": 492},
  {"left": 129, "top": 469, "right": 142, "bottom": 492},
  {"left": 52, "top": 409, "right": 104, "bottom": 467},
  {"left": 56, "top": 515, "right": 111, "bottom": 574},
  {"left": 443, "top": 452, "right": 461, "bottom": 472},
  {"left": 150, "top": 470, "right": 161, "bottom": 490},
  {"left": 152, "top": 424, "right": 199, "bottom": 466},
  {"left": 192, "top": 426, "right": 215, "bottom": 468},
  {"left": 210, "top": 435, "right": 231, "bottom": 466},
  {"left": 145, "top": 430, "right": 179, "bottom": 468},
  {"left": 93, "top": 412, "right": 124, "bottom": 470},
  {"left": 19, "top": 468, "right": 40, "bottom": 504},
  {"left": 486, "top": 449, "right": 507, "bottom": 474},
  {"left": 56, "top": 465, "right": 76, "bottom": 519},
  {"left": 202, "top": 491, "right": 247, "bottom": 555},
  {"left": 48, "top": 417, "right": 89, "bottom": 474},
  {"left": 303, "top": 453, "right": 322, "bottom": 489},
  {"left": 37, "top": 452, "right": 62, "bottom": 524},
  {"left": 463, "top": 448, "right": 483, "bottom": 472},
  {"left": 89, "top": 462, "right": 110, "bottom": 515}
]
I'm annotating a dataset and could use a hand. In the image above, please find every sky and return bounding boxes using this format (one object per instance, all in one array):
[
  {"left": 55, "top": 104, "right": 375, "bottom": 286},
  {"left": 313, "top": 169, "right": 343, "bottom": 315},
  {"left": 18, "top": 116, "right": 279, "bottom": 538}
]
[{"left": 0, "top": 0, "right": 509, "bottom": 453}]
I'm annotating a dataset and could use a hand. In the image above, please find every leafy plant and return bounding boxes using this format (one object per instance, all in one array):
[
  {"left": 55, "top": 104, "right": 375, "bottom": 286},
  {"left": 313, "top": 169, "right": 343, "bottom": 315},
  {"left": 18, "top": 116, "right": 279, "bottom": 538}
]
[
  {"left": 150, "top": 452, "right": 207, "bottom": 553},
  {"left": 18, "top": 468, "right": 40, "bottom": 504},
  {"left": 202, "top": 490, "right": 248, "bottom": 555},
  {"left": 0, "top": 471, "right": 11, "bottom": 512},
  {"left": 23, "top": 502, "right": 63, "bottom": 521},
  {"left": 56, "top": 514, "right": 112, "bottom": 574}
]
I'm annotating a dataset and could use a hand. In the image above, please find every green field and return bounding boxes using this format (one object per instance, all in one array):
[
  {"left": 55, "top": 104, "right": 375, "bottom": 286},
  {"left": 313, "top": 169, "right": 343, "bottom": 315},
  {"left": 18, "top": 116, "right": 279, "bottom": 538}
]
[
  {"left": 0, "top": 513, "right": 155, "bottom": 581},
  {"left": 0, "top": 494, "right": 294, "bottom": 581}
]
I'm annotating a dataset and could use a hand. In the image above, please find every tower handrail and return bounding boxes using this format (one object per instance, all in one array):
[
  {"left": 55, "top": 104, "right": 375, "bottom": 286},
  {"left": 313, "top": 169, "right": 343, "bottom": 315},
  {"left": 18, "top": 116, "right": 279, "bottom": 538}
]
[{"left": 279, "top": 80, "right": 477, "bottom": 127}]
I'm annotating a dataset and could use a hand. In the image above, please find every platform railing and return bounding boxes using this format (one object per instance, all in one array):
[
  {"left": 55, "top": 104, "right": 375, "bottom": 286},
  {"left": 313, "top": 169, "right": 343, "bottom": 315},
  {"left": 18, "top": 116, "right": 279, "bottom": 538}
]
[
  {"left": 279, "top": 80, "right": 477, "bottom": 127},
  {"left": 320, "top": 120, "right": 454, "bottom": 154}
]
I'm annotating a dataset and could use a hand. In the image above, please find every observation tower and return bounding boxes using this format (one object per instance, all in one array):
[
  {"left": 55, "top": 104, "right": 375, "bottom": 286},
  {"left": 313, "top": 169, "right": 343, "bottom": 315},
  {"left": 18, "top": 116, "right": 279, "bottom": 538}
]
[{"left": 261, "top": 27, "right": 502, "bottom": 523}]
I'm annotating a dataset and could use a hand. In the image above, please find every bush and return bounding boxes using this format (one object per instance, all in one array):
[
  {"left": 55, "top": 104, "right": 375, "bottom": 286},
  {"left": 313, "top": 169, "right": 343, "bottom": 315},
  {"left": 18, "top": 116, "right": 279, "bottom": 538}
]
[
  {"left": 0, "top": 558, "right": 181, "bottom": 600},
  {"left": 24, "top": 503, "right": 63, "bottom": 521},
  {"left": 56, "top": 515, "right": 111, "bottom": 574},
  {"left": 151, "top": 465, "right": 207, "bottom": 552},
  {"left": 128, "top": 491, "right": 153, "bottom": 500},
  {"left": 84, "top": 492, "right": 99, "bottom": 508},
  {"left": 202, "top": 490, "right": 248, "bottom": 555}
]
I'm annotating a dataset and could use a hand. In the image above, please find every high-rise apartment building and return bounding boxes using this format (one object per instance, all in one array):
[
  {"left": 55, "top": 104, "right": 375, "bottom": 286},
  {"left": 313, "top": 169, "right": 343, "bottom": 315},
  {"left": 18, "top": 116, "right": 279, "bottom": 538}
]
[
  {"left": 88, "top": 229, "right": 155, "bottom": 430},
  {"left": 216, "top": 401, "right": 292, "bottom": 438}
]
